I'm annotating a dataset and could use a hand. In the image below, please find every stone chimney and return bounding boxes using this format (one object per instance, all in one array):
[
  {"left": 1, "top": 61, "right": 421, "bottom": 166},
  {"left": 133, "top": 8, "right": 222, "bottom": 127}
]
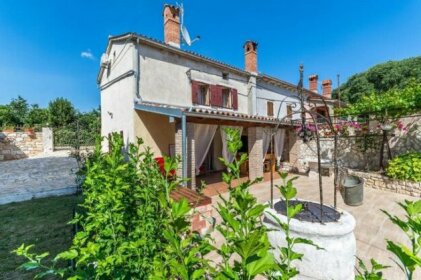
[
  {"left": 244, "top": 41, "right": 258, "bottom": 73},
  {"left": 163, "top": 4, "right": 180, "bottom": 48},
  {"left": 309, "top": 74, "right": 318, "bottom": 93},
  {"left": 322, "top": 79, "right": 332, "bottom": 98}
]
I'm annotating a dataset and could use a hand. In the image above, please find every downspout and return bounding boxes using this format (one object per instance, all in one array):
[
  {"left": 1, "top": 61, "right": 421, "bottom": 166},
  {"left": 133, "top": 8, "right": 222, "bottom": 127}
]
[
  {"left": 181, "top": 114, "right": 187, "bottom": 183},
  {"left": 133, "top": 38, "right": 141, "bottom": 101}
]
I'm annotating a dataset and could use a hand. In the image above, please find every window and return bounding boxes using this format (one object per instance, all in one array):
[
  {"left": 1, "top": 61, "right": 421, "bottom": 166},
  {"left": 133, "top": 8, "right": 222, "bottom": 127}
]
[
  {"left": 198, "top": 84, "right": 210, "bottom": 105},
  {"left": 287, "top": 104, "right": 293, "bottom": 118},
  {"left": 192, "top": 81, "right": 210, "bottom": 106},
  {"left": 222, "top": 72, "right": 229, "bottom": 80},
  {"left": 267, "top": 101, "right": 274, "bottom": 117},
  {"left": 222, "top": 88, "right": 231, "bottom": 108}
]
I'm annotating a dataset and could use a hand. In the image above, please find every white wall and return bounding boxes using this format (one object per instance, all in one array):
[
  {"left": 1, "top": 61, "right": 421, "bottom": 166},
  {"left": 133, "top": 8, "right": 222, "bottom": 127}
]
[
  {"left": 99, "top": 42, "right": 136, "bottom": 147},
  {"left": 138, "top": 44, "right": 250, "bottom": 114},
  {"left": 256, "top": 80, "right": 301, "bottom": 120}
]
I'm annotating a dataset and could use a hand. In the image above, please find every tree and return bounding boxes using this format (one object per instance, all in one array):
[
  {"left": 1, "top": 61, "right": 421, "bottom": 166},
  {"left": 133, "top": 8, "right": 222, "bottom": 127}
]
[
  {"left": 336, "top": 81, "right": 421, "bottom": 120},
  {"left": 6, "top": 96, "right": 29, "bottom": 126},
  {"left": 48, "top": 98, "right": 76, "bottom": 127},
  {"left": 26, "top": 104, "right": 49, "bottom": 127},
  {"left": 333, "top": 56, "right": 421, "bottom": 103}
]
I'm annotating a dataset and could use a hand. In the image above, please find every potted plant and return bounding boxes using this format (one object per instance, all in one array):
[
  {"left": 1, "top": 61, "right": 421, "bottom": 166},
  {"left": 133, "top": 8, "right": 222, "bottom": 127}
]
[
  {"left": 23, "top": 124, "right": 35, "bottom": 136},
  {"left": 2, "top": 124, "right": 14, "bottom": 133}
]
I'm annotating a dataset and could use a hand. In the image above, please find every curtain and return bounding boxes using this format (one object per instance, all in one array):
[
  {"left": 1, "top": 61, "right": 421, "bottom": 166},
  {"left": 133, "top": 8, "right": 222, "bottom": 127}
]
[
  {"left": 193, "top": 124, "right": 218, "bottom": 174},
  {"left": 220, "top": 125, "right": 243, "bottom": 164},
  {"left": 274, "top": 129, "right": 286, "bottom": 165},
  {"left": 262, "top": 128, "right": 271, "bottom": 162}
]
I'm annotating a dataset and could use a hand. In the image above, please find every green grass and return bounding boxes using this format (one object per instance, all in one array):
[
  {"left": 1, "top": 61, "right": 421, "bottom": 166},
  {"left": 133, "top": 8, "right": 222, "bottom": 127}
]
[{"left": 0, "top": 195, "right": 79, "bottom": 280}]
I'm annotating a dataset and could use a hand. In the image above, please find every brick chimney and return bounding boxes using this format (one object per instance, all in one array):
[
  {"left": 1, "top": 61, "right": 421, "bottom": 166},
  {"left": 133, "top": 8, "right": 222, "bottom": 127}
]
[
  {"left": 322, "top": 79, "right": 332, "bottom": 98},
  {"left": 244, "top": 41, "right": 258, "bottom": 73},
  {"left": 309, "top": 74, "right": 318, "bottom": 93},
  {"left": 163, "top": 4, "right": 180, "bottom": 48}
]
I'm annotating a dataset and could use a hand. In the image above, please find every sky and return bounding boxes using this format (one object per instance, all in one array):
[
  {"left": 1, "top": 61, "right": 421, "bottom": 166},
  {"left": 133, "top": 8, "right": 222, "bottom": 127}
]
[{"left": 0, "top": 0, "right": 420, "bottom": 112}]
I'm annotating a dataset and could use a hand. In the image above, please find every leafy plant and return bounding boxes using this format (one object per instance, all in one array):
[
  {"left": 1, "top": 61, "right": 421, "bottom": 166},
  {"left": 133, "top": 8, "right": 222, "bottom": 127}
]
[
  {"left": 151, "top": 156, "right": 212, "bottom": 280},
  {"left": 332, "top": 56, "right": 421, "bottom": 104},
  {"left": 356, "top": 199, "right": 420, "bottom": 279},
  {"left": 336, "top": 81, "right": 421, "bottom": 120},
  {"left": 265, "top": 173, "right": 321, "bottom": 280},
  {"left": 381, "top": 199, "right": 421, "bottom": 279},
  {"left": 214, "top": 127, "right": 276, "bottom": 279},
  {"left": 355, "top": 258, "right": 389, "bottom": 280},
  {"left": 13, "top": 133, "right": 211, "bottom": 279},
  {"left": 386, "top": 152, "right": 421, "bottom": 182}
]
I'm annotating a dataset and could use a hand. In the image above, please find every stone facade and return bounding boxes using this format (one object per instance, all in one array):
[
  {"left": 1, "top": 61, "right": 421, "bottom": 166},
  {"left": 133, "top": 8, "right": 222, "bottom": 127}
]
[
  {"left": 248, "top": 127, "right": 264, "bottom": 180},
  {"left": 191, "top": 203, "right": 213, "bottom": 235},
  {"left": 0, "top": 131, "right": 44, "bottom": 161},
  {"left": 295, "top": 116, "right": 420, "bottom": 172},
  {"left": 348, "top": 169, "right": 421, "bottom": 197},
  {"left": 174, "top": 123, "right": 196, "bottom": 189}
]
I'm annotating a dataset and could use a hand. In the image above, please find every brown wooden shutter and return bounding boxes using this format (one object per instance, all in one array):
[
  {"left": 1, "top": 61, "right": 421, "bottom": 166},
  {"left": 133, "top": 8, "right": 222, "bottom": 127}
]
[
  {"left": 231, "top": 88, "right": 238, "bottom": 110},
  {"left": 210, "top": 85, "right": 222, "bottom": 107},
  {"left": 267, "top": 101, "right": 274, "bottom": 116},
  {"left": 191, "top": 81, "right": 200, "bottom": 104},
  {"left": 287, "top": 105, "right": 292, "bottom": 117}
]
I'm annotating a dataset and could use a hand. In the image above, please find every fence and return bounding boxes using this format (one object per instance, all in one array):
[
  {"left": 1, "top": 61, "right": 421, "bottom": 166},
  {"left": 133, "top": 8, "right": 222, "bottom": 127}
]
[{"left": 53, "top": 121, "right": 100, "bottom": 150}]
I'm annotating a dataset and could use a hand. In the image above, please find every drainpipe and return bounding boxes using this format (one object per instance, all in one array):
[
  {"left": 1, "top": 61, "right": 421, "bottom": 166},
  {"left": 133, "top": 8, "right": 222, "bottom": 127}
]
[
  {"left": 133, "top": 38, "right": 141, "bottom": 100},
  {"left": 181, "top": 114, "right": 187, "bottom": 183}
]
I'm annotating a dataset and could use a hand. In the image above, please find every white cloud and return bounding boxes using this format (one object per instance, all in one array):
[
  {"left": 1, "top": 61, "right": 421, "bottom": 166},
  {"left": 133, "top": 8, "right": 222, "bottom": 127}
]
[{"left": 81, "top": 49, "right": 95, "bottom": 60}]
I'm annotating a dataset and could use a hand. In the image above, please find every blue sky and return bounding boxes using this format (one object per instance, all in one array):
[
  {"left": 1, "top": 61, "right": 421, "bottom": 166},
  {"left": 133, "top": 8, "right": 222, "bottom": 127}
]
[{"left": 0, "top": 0, "right": 420, "bottom": 111}]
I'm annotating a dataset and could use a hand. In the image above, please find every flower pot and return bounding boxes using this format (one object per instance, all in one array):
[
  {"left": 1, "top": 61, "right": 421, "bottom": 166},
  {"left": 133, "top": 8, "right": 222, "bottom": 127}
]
[
  {"left": 264, "top": 199, "right": 356, "bottom": 280},
  {"left": 24, "top": 128, "right": 35, "bottom": 137}
]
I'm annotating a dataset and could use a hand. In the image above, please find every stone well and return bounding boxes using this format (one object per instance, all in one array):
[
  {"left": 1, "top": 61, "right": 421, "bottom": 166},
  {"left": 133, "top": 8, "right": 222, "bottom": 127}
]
[{"left": 264, "top": 199, "right": 356, "bottom": 280}]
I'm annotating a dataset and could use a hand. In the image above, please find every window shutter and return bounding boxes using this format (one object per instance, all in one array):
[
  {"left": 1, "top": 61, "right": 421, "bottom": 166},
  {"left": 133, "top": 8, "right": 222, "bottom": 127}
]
[
  {"left": 191, "top": 81, "right": 200, "bottom": 104},
  {"left": 210, "top": 85, "right": 222, "bottom": 107},
  {"left": 267, "top": 102, "right": 274, "bottom": 116},
  {"left": 231, "top": 88, "right": 238, "bottom": 110}
]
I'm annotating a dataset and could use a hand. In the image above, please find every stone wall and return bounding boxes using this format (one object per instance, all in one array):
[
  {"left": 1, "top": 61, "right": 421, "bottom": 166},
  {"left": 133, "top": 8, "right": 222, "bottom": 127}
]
[
  {"left": 296, "top": 115, "right": 421, "bottom": 172},
  {"left": 0, "top": 152, "right": 78, "bottom": 205},
  {"left": 0, "top": 131, "right": 44, "bottom": 161},
  {"left": 191, "top": 203, "right": 214, "bottom": 235},
  {"left": 348, "top": 169, "right": 421, "bottom": 197}
]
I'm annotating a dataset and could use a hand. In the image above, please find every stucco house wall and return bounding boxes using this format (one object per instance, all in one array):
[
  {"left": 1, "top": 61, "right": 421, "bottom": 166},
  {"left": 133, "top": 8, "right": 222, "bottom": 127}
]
[
  {"left": 133, "top": 110, "right": 175, "bottom": 157},
  {"left": 138, "top": 44, "right": 249, "bottom": 114},
  {"left": 100, "top": 42, "right": 137, "bottom": 147},
  {"left": 256, "top": 80, "right": 301, "bottom": 119}
]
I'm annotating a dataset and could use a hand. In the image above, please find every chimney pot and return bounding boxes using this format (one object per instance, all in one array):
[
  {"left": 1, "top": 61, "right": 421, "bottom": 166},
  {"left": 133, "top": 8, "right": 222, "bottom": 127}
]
[
  {"left": 322, "top": 79, "right": 332, "bottom": 99},
  {"left": 244, "top": 40, "right": 258, "bottom": 73},
  {"left": 163, "top": 4, "right": 180, "bottom": 48},
  {"left": 309, "top": 74, "right": 318, "bottom": 93}
]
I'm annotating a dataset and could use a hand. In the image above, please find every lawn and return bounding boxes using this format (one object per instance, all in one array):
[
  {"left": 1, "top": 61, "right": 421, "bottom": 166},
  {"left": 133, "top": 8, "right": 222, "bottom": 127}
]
[{"left": 0, "top": 195, "right": 79, "bottom": 280}]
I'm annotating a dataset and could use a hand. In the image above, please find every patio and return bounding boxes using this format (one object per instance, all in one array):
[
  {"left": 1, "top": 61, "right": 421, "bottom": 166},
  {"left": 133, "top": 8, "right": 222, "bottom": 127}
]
[{"left": 207, "top": 174, "right": 419, "bottom": 279}]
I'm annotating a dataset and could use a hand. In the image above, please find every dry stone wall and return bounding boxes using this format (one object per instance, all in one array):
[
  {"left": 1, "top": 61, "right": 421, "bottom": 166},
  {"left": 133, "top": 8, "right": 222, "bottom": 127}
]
[
  {"left": 297, "top": 116, "right": 420, "bottom": 171},
  {"left": 0, "top": 152, "right": 78, "bottom": 204},
  {"left": 348, "top": 169, "right": 421, "bottom": 197},
  {"left": 0, "top": 131, "right": 44, "bottom": 161}
]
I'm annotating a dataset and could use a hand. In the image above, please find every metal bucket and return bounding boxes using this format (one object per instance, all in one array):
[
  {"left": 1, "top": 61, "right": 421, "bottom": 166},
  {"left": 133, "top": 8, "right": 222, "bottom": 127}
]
[{"left": 341, "top": 175, "right": 363, "bottom": 206}]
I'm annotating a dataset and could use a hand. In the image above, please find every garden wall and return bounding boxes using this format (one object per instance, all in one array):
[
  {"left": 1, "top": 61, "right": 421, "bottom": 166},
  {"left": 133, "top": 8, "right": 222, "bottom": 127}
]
[
  {"left": 348, "top": 169, "right": 421, "bottom": 197},
  {"left": 0, "top": 128, "right": 57, "bottom": 161},
  {"left": 0, "top": 131, "right": 44, "bottom": 161},
  {"left": 296, "top": 115, "right": 420, "bottom": 171}
]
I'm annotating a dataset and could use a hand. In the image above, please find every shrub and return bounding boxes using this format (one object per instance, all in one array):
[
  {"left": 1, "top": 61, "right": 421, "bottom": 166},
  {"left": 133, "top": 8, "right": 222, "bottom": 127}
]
[
  {"left": 13, "top": 133, "right": 211, "bottom": 279},
  {"left": 386, "top": 152, "right": 421, "bottom": 182}
]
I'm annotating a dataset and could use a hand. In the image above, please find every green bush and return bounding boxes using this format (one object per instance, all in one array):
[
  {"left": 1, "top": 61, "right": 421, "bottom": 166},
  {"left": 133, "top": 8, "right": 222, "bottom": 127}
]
[{"left": 386, "top": 152, "right": 421, "bottom": 182}]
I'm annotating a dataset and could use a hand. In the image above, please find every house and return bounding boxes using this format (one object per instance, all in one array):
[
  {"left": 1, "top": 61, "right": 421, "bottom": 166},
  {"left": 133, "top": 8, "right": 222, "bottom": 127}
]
[{"left": 97, "top": 4, "right": 338, "bottom": 189}]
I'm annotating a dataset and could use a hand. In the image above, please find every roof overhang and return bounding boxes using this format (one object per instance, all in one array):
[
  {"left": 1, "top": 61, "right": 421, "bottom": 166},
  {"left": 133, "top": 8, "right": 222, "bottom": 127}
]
[{"left": 134, "top": 102, "right": 296, "bottom": 127}]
